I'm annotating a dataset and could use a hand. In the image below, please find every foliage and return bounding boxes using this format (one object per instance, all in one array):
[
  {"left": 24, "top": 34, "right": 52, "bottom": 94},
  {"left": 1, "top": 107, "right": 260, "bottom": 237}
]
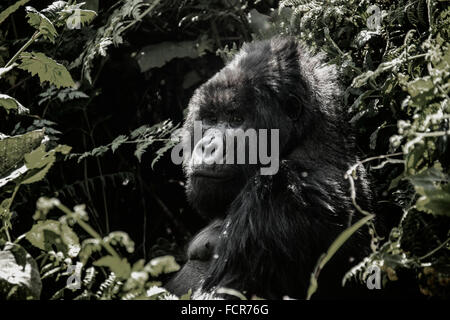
[
  {"left": 19, "top": 197, "right": 180, "bottom": 300},
  {"left": 71, "top": 0, "right": 161, "bottom": 84},
  {"left": 1, "top": 0, "right": 448, "bottom": 300},
  {"left": 0, "top": 0, "right": 180, "bottom": 300},
  {"left": 18, "top": 51, "right": 75, "bottom": 88},
  {"left": 69, "top": 119, "right": 178, "bottom": 167},
  {"left": 270, "top": 0, "right": 450, "bottom": 298}
]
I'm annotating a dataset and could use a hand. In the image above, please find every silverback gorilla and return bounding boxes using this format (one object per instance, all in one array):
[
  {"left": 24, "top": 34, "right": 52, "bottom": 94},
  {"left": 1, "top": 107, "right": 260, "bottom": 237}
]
[{"left": 166, "top": 37, "right": 373, "bottom": 299}]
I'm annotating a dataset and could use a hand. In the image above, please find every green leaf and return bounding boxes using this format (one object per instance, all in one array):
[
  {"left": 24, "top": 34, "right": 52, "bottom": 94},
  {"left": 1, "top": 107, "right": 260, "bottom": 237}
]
[
  {"left": 0, "top": 242, "right": 42, "bottom": 299},
  {"left": 151, "top": 142, "right": 174, "bottom": 169},
  {"left": 134, "top": 140, "right": 153, "bottom": 162},
  {"left": 0, "top": 129, "right": 44, "bottom": 178},
  {"left": 25, "top": 220, "right": 80, "bottom": 257},
  {"left": 111, "top": 135, "right": 128, "bottom": 153},
  {"left": 144, "top": 255, "right": 180, "bottom": 277},
  {"left": 41, "top": 1, "right": 68, "bottom": 21},
  {"left": 18, "top": 52, "right": 75, "bottom": 88},
  {"left": 103, "top": 231, "right": 134, "bottom": 254},
  {"left": 0, "top": 0, "right": 30, "bottom": 25},
  {"left": 65, "top": 8, "right": 97, "bottom": 29},
  {"left": 409, "top": 164, "right": 450, "bottom": 216},
  {"left": 25, "top": 6, "right": 58, "bottom": 42},
  {"left": 180, "top": 289, "right": 192, "bottom": 300},
  {"left": 0, "top": 93, "right": 29, "bottom": 114},
  {"left": 136, "top": 36, "right": 213, "bottom": 72},
  {"left": 306, "top": 214, "right": 375, "bottom": 299},
  {"left": 19, "top": 143, "right": 71, "bottom": 185},
  {"left": 408, "top": 165, "right": 449, "bottom": 189},
  {"left": 24, "top": 144, "right": 53, "bottom": 170},
  {"left": 93, "top": 256, "right": 131, "bottom": 279},
  {"left": 405, "top": 143, "right": 427, "bottom": 175},
  {"left": 416, "top": 186, "right": 450, "bottom": 216},
  {"left": 407, "top": 77, "right": 433, "bottom": 97}
]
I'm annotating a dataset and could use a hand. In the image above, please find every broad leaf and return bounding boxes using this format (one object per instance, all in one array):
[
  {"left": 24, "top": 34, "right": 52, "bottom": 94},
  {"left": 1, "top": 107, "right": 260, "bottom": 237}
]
[
  {"left": 0, "top": 129, "right": 44, "bottom": 177},
  {"left": 20, "top": 144, "right": 71, "bottom": 185},
  {"left": 25, "top": 220, "right": 80, "bottom": 257},
  {"left": 136, "top": 36, "right": 213, "bottom": 72},
  {"left": 25, "top": 6, "right": 58, "bottom": 42},
  {"left": 18, "top": 52, "right": 75, "bottom": 88},
  {"left": 416, "top": 186, "right": 450, "bottom": 216},
  {"left": 0, "top": 94, "right": 29, "bottom": 114},
  {"left": 93, "top": 256, "right": 131, "bottom": 279}
]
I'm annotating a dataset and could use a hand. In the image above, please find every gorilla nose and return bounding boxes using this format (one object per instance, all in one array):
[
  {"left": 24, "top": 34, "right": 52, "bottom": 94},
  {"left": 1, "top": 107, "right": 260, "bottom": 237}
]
[{"left": 192, "top": 130, "right": 224, "bottom": 165}]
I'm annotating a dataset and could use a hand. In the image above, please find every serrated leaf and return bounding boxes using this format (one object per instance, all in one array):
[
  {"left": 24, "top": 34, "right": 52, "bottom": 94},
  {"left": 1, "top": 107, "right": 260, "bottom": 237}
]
[
  {"left": 409, "top": 165, "right": 450, "bottom": 216},
  {"left": 134, "top": 140, "right": 153, "bottom": 162},
  {"left": 65, "top": 8, "right": 97, "bottom": 29},
  {"left": 111, "top": 135, "right": 128, "bottom": 153},
  {"left": 93, "top": 256, "right": 131, "bottom": 279},
  {"left": 408, "top": 165, "right": 449, "bottom": 189},
  {"left": 18, "top": 52, "right": 75, "bottom": 88},
  {"left": 25, "top": 220, "right": 80, "bottom": 256},
  {"left": 91, "top": 145, "right": 109, "bottom": 156},
  {"left": 0, "top": 0, "right": 30, "bottom": 25},
  {"left": 0, "top": 94, "right": 29, "bottom": 114},
  {"left": 25, "top": 6, "right": 58, "bottom": 42},
  {"left": 151, "top": 142, "right": 173, "bottom": 169},
  {"left": 415, "top": 184, "right": 450, "bottom": 216},
  {"left": 130, "top": 125, "right": 149, "bottom": 139},
  {"left": 41, "top": 1, "right": 67, "bottom": 21}
]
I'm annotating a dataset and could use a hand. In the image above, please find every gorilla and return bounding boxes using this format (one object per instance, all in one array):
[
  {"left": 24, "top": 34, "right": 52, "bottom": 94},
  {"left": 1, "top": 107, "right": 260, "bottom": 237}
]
[{"left": 166, "top": 37, "right": 373, "bottom": 299}]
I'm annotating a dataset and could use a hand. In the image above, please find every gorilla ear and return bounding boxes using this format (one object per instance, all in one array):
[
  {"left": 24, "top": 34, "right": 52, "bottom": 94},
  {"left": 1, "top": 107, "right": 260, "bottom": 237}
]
[{"left": 284, "top": 94, "right": 303, "bottom": 121}]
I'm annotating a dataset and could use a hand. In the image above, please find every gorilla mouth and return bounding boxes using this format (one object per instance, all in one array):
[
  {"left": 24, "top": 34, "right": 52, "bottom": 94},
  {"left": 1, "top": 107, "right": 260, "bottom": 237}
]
[{"left": 192, "top": 169, "right": 233, "bottom": 181}]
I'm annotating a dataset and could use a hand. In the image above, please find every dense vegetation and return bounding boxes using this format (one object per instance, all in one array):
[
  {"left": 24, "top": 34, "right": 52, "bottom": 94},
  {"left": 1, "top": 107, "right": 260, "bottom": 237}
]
[{"left": 0, "top": 0, "right": 449, "bottom": 300}]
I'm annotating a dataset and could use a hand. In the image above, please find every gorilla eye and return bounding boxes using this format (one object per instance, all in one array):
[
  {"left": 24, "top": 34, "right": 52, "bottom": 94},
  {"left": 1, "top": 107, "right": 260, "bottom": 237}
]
[
  {"left": 204, "top": 116, "right": 217, "bottom": 124},
  {"left": 231, "top": 115, "right": 243, "bottom": 125}
]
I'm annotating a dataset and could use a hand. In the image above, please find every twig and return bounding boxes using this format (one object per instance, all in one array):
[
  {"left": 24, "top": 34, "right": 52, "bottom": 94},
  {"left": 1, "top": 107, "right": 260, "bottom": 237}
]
[
  {"left": 5, "top": 31, "right": 41, "bottom": 68},
  {"left": 418, "top": 237, "right": 450, "bottom": 261},
  {"left": 56, "top": 203, "right": 119, "bottom": 258}
]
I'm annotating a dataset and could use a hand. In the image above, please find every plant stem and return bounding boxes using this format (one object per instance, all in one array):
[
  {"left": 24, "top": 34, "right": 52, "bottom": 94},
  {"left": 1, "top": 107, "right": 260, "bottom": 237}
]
[
  {"left": 119, "top": 0, "right": 161, "bottom": 34},
  {"left": 5, "top": 31, "right": 41, "bottom": 68},
  {"left": 419, "top": 237, "right": 450, "bottom": 261},
  {"left": 2, "top": 185, "right": 20, "bottom": 242},
  {"left": 56, "top": 203, "right": 120, "bottom": 258}
]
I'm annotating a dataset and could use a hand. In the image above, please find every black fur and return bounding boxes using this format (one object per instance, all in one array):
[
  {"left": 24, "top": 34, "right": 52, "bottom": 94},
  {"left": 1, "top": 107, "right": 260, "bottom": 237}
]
[{"left": 166, "top": 37, "right": 373, "bottom": 299}]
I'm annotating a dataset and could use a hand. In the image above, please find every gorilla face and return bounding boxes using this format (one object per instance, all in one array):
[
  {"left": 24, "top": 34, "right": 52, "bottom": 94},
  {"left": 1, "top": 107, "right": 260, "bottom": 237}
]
[
  {"left": 182, "top": 67, "right": 293, "bottom": 216},
  {"left": 183, "top": 91, "right": 257, "bottom": 216}
]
